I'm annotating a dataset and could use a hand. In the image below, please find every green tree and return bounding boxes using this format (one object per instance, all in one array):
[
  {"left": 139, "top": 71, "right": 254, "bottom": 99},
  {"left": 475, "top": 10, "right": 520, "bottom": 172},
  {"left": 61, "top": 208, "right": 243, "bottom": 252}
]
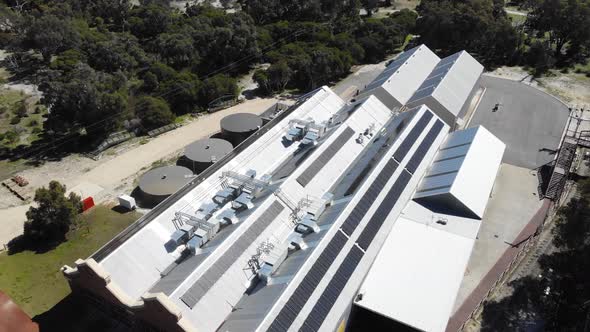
[
  {"left": 39, "top": 64, "right": 125, "bottom": 138},
  {"left": 254, "top": 61, "right": 294, "bottom": 94},
  {"left": 158, "top": 71, "right": 201, "bottom": 114},
  {"left": 416, "top": 0, "right": 520, "bottom": 66},
  {"left": 50, "top": 49, "right": 87, "bottom": 72},
  {"left": 24, "top": 15, "right": 81, "bottom": 63},
  {"left": 23, "top": 181, "right": 82, "bottom": 244},
  {"left": 135, "top": 96, "right": 175, "bottom": 130},
  {"left": 527, "top": 0, "right": 590, "bottom": 60},
  {"left": 128, "top": 4, "right": 172, "bottom": 39},
  {"left": 198, "top": 74, "right": 239, "bottom": 108},
  {"left": 526, "top": 41, "right": 555, "bottom": 76}
]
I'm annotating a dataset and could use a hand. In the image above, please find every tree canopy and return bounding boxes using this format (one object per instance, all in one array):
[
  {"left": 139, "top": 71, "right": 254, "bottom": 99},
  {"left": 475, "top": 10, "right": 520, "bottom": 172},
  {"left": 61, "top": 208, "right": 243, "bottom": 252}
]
[
  {"left": 23, "top": 181, "right": 82, "bottom": 245},
  {"left": 416, "top": 0, "right": 520, "bottom": 66}
]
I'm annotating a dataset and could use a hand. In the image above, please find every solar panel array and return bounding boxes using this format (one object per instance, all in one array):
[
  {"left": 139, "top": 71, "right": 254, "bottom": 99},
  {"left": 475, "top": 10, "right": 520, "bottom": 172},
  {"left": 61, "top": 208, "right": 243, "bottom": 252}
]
[
  {"left": 266, "top": 111, "right": 444, "bottom": 331},
  {"left": 300, "top": 245, "right": 365, "bottom": 332},
  {"left": 406, "top": 51, "right": 461, "bottom": 105},
  {"left": 267, "top": 231, "right": 348, "bottom": 332},
  {"left": 357, "top": 170, "right": 412, "bottom": 250},
  {"left": 393, "top": 111, "right": 433, "bottom": 163},
  {"left": 180, "top": 201, "right": 285, "bottom": 308},
  {"left": 405, "top": 120, "right": 445, "bottom": 174},
  {"left": 297, "top": 127, "right": 355, "bottom": 187},
  {"left": 364, "top": 47, "right": 419, "bottom": 91},
  {"left": 341, "top": 159, "right": 399, "bottom": 236}
]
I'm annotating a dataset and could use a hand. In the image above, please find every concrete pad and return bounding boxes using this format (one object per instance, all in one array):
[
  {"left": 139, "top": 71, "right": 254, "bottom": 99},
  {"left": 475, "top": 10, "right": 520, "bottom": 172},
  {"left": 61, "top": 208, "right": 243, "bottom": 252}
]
[
  {"left": 469, "top": 76, "right": 569, "bottom": 169},
  {"left": 0, "top": 204, "right": 31, "bottom": 249},
  {"left": 452, "top": 164, "right": 542, "bottom": 312}
]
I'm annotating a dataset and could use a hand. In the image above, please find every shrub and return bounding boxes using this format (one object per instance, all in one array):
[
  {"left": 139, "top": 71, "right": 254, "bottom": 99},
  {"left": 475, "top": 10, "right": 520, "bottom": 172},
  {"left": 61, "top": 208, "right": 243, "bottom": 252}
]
[
  {"left": 4, "top": 131, "right": 18, "bottom": 143},
  {"left": 27, "top": 118, "right": 39, "bottom": 127},
  {"left": 10, "top": 116, "right": 20, "bottom": 124},
  {"left": 14, "top": 100, "right": 27, "bottom": 118}
]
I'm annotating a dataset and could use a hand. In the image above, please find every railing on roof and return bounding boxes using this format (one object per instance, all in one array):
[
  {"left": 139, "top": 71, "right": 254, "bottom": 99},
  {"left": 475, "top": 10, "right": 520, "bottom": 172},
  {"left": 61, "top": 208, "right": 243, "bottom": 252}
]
[{"left": 91, "top": 88, "right": 322, "bottom": 262}]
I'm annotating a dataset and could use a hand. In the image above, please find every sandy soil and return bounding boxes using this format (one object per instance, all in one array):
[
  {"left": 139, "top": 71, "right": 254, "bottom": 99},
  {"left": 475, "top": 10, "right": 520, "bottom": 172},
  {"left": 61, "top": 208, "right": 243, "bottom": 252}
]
[
  {"left": 0, "top": 97, "right": 283, "bottom": 248},
  {"left": 487, "top": 66, "right": 590, "bottom": 106}
]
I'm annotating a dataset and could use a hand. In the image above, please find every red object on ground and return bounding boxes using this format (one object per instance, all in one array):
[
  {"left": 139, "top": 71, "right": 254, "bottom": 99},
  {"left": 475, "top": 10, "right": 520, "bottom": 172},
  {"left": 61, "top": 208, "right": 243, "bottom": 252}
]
[
  {"left": 82, "top": 197, "right": 95, "bottom": 212},
  {"left": 0, "top": 291, "right": 39, "bottom": 332}
]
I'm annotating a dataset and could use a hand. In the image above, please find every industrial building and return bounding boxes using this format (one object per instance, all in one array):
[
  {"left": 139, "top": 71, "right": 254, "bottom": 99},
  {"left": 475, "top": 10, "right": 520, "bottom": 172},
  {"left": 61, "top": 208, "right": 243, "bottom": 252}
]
[{"left": 63, "top": 45, "right": 503, "bottom": 332}]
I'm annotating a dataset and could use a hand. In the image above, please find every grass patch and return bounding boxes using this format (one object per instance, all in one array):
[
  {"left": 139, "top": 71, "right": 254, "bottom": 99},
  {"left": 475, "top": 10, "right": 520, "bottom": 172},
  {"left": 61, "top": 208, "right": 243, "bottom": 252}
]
[
  {"left": 507, "top": 12, "right": 526, "bottom": 24},
  {"left": 573, "top": 60, "right": 590, "bottom": 76},
  {"left": 0, "top": 89, "right": 46, "bottom": 149},
  {"left": 0, "top": 205, "right": 141, "bottom": 316}
]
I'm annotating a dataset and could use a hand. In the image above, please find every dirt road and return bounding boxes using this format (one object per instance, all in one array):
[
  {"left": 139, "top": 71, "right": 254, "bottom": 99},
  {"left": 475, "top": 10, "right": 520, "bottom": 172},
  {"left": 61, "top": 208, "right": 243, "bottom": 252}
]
[{"left": 0, "top": 97, "right": 281, "bottom": 248}]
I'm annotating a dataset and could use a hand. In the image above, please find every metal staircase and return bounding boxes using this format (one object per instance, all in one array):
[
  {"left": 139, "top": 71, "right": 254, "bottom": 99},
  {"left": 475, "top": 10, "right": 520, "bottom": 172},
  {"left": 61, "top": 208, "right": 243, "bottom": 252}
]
[{"left": 545, "top": 140, "right": 577, "bottom": 201}]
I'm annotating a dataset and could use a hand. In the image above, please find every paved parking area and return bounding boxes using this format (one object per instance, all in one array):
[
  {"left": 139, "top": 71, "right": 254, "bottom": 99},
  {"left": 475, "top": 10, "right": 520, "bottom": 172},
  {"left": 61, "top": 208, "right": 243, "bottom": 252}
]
[
  {"left": 469, "top": 76, "right": 569, "bottom": 169},
  {"left": 449, "top": 76, "right": 570, "bottom": 330},
  {"left": 452, "top": 164, "right": 542, "bottom": 313}
]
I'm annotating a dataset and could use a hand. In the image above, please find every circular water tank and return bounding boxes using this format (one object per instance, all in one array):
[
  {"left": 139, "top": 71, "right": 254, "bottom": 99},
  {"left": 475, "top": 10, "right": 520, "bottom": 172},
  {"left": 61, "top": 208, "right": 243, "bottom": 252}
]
[
  {"left": 181, "top": 138, "right": 233, "bottom": 173},
  {"left": 138, "top": 165, "right": 192, "bottom": 206},
  {"left": 220, "top": 113, "right": 262, "bottom": 146}
]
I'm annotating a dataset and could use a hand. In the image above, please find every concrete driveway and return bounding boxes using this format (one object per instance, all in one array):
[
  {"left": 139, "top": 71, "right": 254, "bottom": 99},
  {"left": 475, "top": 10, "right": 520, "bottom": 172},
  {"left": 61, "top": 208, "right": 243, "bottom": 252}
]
[{"left": 469, "top": 76, "right": 570, "bottom": 169}]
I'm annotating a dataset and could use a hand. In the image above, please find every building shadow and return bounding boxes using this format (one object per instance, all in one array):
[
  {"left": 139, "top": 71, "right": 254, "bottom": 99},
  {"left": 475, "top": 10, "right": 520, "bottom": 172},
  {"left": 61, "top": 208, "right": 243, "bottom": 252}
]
[{"left": 33, "top": 294, "right": 130, "bottom": 332}]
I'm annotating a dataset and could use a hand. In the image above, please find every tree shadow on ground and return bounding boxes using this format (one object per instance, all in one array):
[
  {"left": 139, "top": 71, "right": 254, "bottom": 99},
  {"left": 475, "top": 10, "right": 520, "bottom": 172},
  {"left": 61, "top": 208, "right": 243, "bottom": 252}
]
[
  {"left": 479, "top": 276, "right": 546, "bottom": 332},
  {"left": 6, "top": 234, "right": 62, "bottom": 255}
]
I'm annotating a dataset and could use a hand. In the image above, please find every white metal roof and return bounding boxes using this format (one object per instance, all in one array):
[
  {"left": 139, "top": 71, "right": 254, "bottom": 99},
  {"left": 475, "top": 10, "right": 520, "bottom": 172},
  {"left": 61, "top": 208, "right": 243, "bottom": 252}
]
[
  {"left": 414, "top": 125, "right": 506, "bottom": 219},
  {"left": 257, "top": 105, "right": 451, "bottom": 332},
  {"left": 67, "top": 46, "right": 494, "bottom": 332},
  {"left": 407, "top": 51, "right": 484, "bottom": 125},
  {"left": 171, "top": 94, "right": 394, "bottom": 332},
  {"left": 97, "top": 86, "right": 346, "bottom": 300},
  {"left": 356, "top": 45, "right": 440, "bottom": 109},
  {"left": 355, "top": 214, "right": 477, "bottom": 332}
]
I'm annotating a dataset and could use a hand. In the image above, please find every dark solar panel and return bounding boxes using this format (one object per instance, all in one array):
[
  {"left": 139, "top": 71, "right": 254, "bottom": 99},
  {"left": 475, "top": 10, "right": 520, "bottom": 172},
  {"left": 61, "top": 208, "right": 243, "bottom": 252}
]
[
  {"left": 267, "top": 231, "right": 348, "bottom": 332},
  {"left": 357, "top": 171, "right": 412, "bottom": 250},
  {"left": 405, "top": 120, "right": 445, "bottom": 174},
  {"left": 180, "top": 201, "right": 284, "bottom": 308},
  {"left": 300, "top": 246, "right": 365, "bottom": 332},
  {"left": 341, "top": 159, "right": 399, "bottom": 236},
  {"left": 393, "top": 111, "right": 433, "bottom": 163},
  {"left": 297, "top": 127, "right": 355, "bottom": 187},
  {"left": 438, "top": 51, "right": 462, "bottom": 65}
]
